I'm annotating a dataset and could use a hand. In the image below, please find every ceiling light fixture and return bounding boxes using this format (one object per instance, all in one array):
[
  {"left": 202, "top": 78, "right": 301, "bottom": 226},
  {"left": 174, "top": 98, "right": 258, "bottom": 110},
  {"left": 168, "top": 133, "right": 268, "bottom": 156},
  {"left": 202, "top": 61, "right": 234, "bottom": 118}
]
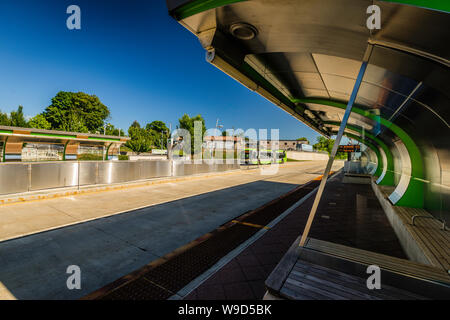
[{"left": 229, "top": 22, "right": 258, "bottom": 40}]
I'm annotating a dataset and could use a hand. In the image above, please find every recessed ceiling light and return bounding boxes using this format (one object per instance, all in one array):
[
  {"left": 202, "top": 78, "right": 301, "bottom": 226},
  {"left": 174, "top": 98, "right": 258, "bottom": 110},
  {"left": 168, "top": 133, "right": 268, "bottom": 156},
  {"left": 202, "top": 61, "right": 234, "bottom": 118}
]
[{"left": 229, "top": 22, "right": 258, "bottom": 40}]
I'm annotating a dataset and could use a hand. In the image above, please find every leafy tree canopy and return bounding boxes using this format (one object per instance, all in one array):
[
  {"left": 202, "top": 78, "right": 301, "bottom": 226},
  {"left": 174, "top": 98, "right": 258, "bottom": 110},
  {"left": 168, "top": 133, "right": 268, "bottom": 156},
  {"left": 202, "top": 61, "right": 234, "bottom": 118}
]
[
  {"left": 313, "top": 136, "right": 346, "bottom": 159},
  {"left": 178, "top": 114, "right": 206, "bottom": 154},
  {"left": 0, "top": 110, "right": 9, "bottom": 126},
  {"left": 146, "top": 120, "right": 169, "bottom": 149},
  {"left": 130, "top": 120, "right": 141, "bottom": 129},
  {"left": 10, "top": 106, "right": 28, "bottom": 127},
  {"left": 296, "top": 137, "right": 309, "bottom": 144},
  {"left": 28, "top": 114, "right": 51, "bottom": 130},
  {"left": 43, "top": 91, "right": 110, "bottom": 133},
  {"left": 0, "top": 106, "right": 28, "bottom": 127},
  {"left": 104, "top": 123, "right": 125, "bottom": 136},
  {"left": 125, "top": 121, "right": 154, "bottom": 154},
  {"left": 146, "top": 120, "right": 168, "bottom": 134}
]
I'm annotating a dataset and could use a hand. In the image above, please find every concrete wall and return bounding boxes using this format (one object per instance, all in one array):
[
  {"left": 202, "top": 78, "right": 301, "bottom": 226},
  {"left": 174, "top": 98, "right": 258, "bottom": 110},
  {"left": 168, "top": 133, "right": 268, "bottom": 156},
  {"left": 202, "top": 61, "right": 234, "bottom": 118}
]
[{"left": 286, "top": 151, "right": 329, "bottom": 161}]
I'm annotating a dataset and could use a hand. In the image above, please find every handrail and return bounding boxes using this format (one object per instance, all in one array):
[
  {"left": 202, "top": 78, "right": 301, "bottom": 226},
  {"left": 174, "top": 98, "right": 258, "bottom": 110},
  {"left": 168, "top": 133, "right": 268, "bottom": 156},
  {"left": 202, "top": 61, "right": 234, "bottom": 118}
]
[{"left": 411, "top": 215, "right": 447, "bottom": 231}]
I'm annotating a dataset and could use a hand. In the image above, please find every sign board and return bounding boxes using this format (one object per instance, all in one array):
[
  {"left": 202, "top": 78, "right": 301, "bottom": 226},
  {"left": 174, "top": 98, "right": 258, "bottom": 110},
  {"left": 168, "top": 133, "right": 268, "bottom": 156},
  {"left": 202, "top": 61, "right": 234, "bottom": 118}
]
[{"left": 338, "top": 145, "right": 360, "bottom": 153}]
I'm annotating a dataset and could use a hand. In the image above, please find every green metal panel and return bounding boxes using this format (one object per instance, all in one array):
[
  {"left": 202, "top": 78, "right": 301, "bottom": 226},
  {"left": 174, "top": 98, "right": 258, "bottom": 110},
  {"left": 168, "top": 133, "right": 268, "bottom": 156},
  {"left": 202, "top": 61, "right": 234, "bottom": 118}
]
[
  {"left": 172, "top": 0, "right": 247, "bottom": 20},
  {"left": 3, "top": 131, "right": 123, "bottom": 143},
  {"left": 105, "top": 143, "right": 114, "bottom": 161},
  {"left": 379, "top": 0, "right": 450, "bottom": 13},
  {"left": 293, "top": 97, "right": 424, "bottom": 208},
  {"left": 29, "top": 132, "right": 76, "bottom": 139},
  {"left": 62, "top": 141, "right": 69, "bottom": 161}
]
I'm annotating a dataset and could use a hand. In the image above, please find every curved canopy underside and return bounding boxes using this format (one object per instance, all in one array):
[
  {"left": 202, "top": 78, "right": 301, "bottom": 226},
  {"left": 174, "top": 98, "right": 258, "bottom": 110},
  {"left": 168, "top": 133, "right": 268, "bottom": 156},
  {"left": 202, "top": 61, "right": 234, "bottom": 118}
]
[{"left": 167, "top": 0, "right": 449, "bottom": 214}]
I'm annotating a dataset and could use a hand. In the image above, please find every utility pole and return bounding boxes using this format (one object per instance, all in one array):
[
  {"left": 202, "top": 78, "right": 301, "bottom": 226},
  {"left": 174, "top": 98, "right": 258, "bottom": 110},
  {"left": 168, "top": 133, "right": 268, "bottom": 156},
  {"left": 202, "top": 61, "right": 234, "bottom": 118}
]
[{"left": 167, "top": 123, "right": 172, "bottom": 160}]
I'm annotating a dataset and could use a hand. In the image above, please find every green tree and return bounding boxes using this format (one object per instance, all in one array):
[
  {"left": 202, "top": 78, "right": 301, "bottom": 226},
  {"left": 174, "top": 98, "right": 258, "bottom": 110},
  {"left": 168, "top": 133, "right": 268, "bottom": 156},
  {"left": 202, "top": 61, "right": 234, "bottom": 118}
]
[
  {"left": 61, "top": 112, "right": 89, "bottom": 133},
  {"left": 146, "top": 120, "right": 168, "bottom": 134},
  {"left": 0, "top": 110, "right": 10, "bottom": 125},
  {"left": 43, "top": 91, "right": 110, "bottom": 133},
  {"left": 125, "top": 121, "right": 154, "bottom": 154},
  {"left": 178, "top": 114, "right": 206, "bottom": 154},
  {"left": 9, "top": 106, "right": 28, "bottom": 127},
  {"left": 313, "top": 136, "right": 332, "bottom": 153},
  {"left": 28, "top": 114, "right": 51, "bottom": 130},
  {"left": 313, "top": 136, "right": 346, "bottom": 159},
  {"left": 104, "top": 123, "right": 125, "bottom": 136},
  {"left": 146, "top": 120, "right": 169, "bottom": 149},
  {"left": 130, "top": 120, "right": 141, "bottom": 129},
  {"left": 296, "top": 137, "right": 309, "bottom": 144}
]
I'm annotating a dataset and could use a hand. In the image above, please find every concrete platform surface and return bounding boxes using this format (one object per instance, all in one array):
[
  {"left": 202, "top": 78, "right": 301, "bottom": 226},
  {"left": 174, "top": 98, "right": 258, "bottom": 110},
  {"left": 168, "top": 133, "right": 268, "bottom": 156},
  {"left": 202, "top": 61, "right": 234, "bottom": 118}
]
[
  {"left": 0, "top": 160, "right": 343, "bottom": 299},
  {"left": 185, "top": 171, "right": 407, "bottom": 300}
]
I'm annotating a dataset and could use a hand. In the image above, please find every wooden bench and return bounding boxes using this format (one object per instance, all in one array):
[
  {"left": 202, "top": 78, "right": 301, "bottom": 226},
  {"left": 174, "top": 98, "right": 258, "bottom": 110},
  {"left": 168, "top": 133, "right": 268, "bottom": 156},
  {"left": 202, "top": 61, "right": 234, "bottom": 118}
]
[
  {"left": 374, "top": 183, "right": 450, "bottom": 273},
  {"left": 281, "top": 258, "right": 425, "bottom": 300},
  {"left": 394, "top": 206, "right": 449, "bottom": 272},
  {"left": 265, "top": 237, "right": 450, "bottom": 300},
  {"left": 306, "top": 238, "right": 450, "bottom": 283}
]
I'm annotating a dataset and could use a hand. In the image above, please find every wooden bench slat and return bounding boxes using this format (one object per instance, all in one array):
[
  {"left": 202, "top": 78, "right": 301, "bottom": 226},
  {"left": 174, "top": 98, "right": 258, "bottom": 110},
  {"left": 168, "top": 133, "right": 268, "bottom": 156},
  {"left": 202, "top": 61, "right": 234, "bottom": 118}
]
[
  {"left": 307, "top": 238, "right": 444, "bottom": 275},
  {"left": 284, "top": 259, "right": 426, "bottom": 300},
  {"left": 291, "top": 264, "right": 399, "bottom": 300},
  {"left": 392, "top": 206, "right": 450, "bottom": 270},
  {"left": 306, "top": 238, "right": 450, "bottom": 283}
]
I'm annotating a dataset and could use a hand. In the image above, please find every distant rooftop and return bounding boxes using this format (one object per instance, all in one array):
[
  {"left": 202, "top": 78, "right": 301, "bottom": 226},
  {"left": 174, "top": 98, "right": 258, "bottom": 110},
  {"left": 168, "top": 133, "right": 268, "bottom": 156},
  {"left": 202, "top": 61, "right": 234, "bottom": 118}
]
[{"left": 0, "top": 125, "right": 129, "bottom": 144}]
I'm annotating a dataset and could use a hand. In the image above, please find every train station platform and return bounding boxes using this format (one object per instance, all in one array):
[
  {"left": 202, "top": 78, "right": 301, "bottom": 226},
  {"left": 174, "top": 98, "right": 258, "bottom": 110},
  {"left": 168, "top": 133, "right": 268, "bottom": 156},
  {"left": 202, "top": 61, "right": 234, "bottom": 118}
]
[
  {"left": 0, "top": 160, "right": 343, "bottom": 299},
  {"left": 83, "top": 169, "right": 449, "bottom": 300},
  {"left": 179, "top": 171, "right": 412, "bottom": 300},
  {"left": 79, "top": 169, "right": 413, "bottom": 300}
]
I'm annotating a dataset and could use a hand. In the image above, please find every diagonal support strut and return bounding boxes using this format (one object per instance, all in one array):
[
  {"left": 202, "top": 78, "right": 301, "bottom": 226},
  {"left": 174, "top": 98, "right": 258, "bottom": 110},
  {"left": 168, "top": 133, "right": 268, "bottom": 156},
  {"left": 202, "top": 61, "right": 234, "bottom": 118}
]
[{"left": 298, "top": 46, "right": 372, "bottom": 247}]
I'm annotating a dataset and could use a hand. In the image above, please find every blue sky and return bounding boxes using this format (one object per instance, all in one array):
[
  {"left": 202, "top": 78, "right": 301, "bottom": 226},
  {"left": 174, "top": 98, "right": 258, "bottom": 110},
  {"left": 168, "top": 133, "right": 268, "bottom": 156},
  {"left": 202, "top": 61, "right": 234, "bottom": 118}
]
[{"left": 0, "top": 0, "right": 322, "bottom": 143}]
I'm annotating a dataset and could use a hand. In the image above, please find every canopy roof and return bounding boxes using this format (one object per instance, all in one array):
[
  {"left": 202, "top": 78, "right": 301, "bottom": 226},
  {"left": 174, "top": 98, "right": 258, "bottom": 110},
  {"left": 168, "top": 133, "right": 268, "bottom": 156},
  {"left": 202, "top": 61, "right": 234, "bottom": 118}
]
[
  {"left": 0, "top": 125, "right": 129, "bottom": 146},
  {"left": 166, "top": 0, "right": 450, "bottom": 210},
  {"left": 167, "top": 0, "right": 448, "bottom": 138}
]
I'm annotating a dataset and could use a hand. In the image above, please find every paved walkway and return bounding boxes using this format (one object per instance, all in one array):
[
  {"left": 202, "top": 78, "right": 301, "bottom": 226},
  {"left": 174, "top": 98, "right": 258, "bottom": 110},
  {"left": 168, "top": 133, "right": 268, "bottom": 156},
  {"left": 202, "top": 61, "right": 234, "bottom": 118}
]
[
  {"left": 0, "top": 161, "right": 335, "bottom": 242},
  {"left": 184, "top": 172, "right": 407, "bottom": 300},
  {"left": 0, "top": 160, "right": 342, "bottom": 299}
]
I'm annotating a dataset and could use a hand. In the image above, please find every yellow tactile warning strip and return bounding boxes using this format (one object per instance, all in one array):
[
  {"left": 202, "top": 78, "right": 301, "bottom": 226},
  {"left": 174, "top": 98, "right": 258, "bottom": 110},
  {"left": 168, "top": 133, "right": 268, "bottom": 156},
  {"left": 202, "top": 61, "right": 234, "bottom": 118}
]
[
  {"left": 313, "top": 171, "right": 334, "bottom": 181},
  {"left": 0, "top": 168, "right": 250, "bottom": 207},
  {"left": 231, "top": 220, "right": 270, "bottom": 230}
]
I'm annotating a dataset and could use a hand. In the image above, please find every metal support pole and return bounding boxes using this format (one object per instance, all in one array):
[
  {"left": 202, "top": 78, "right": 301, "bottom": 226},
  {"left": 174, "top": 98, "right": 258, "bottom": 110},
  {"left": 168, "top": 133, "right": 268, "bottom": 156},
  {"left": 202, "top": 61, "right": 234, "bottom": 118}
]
[
  {"left": 105, "top": 143, "right": 113, "bottom": 161},
  {"left": 299, "top": 46, "right": 371, "bottom": 247},
  {"left": 2, "top": 137, "right": 8, "bottom": 162},
  {"left": 63, "top": 141, "right": 69, "bottom": 161},
  {"left": 78, "top": 160, "right": 80, "bottom": 191}
]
